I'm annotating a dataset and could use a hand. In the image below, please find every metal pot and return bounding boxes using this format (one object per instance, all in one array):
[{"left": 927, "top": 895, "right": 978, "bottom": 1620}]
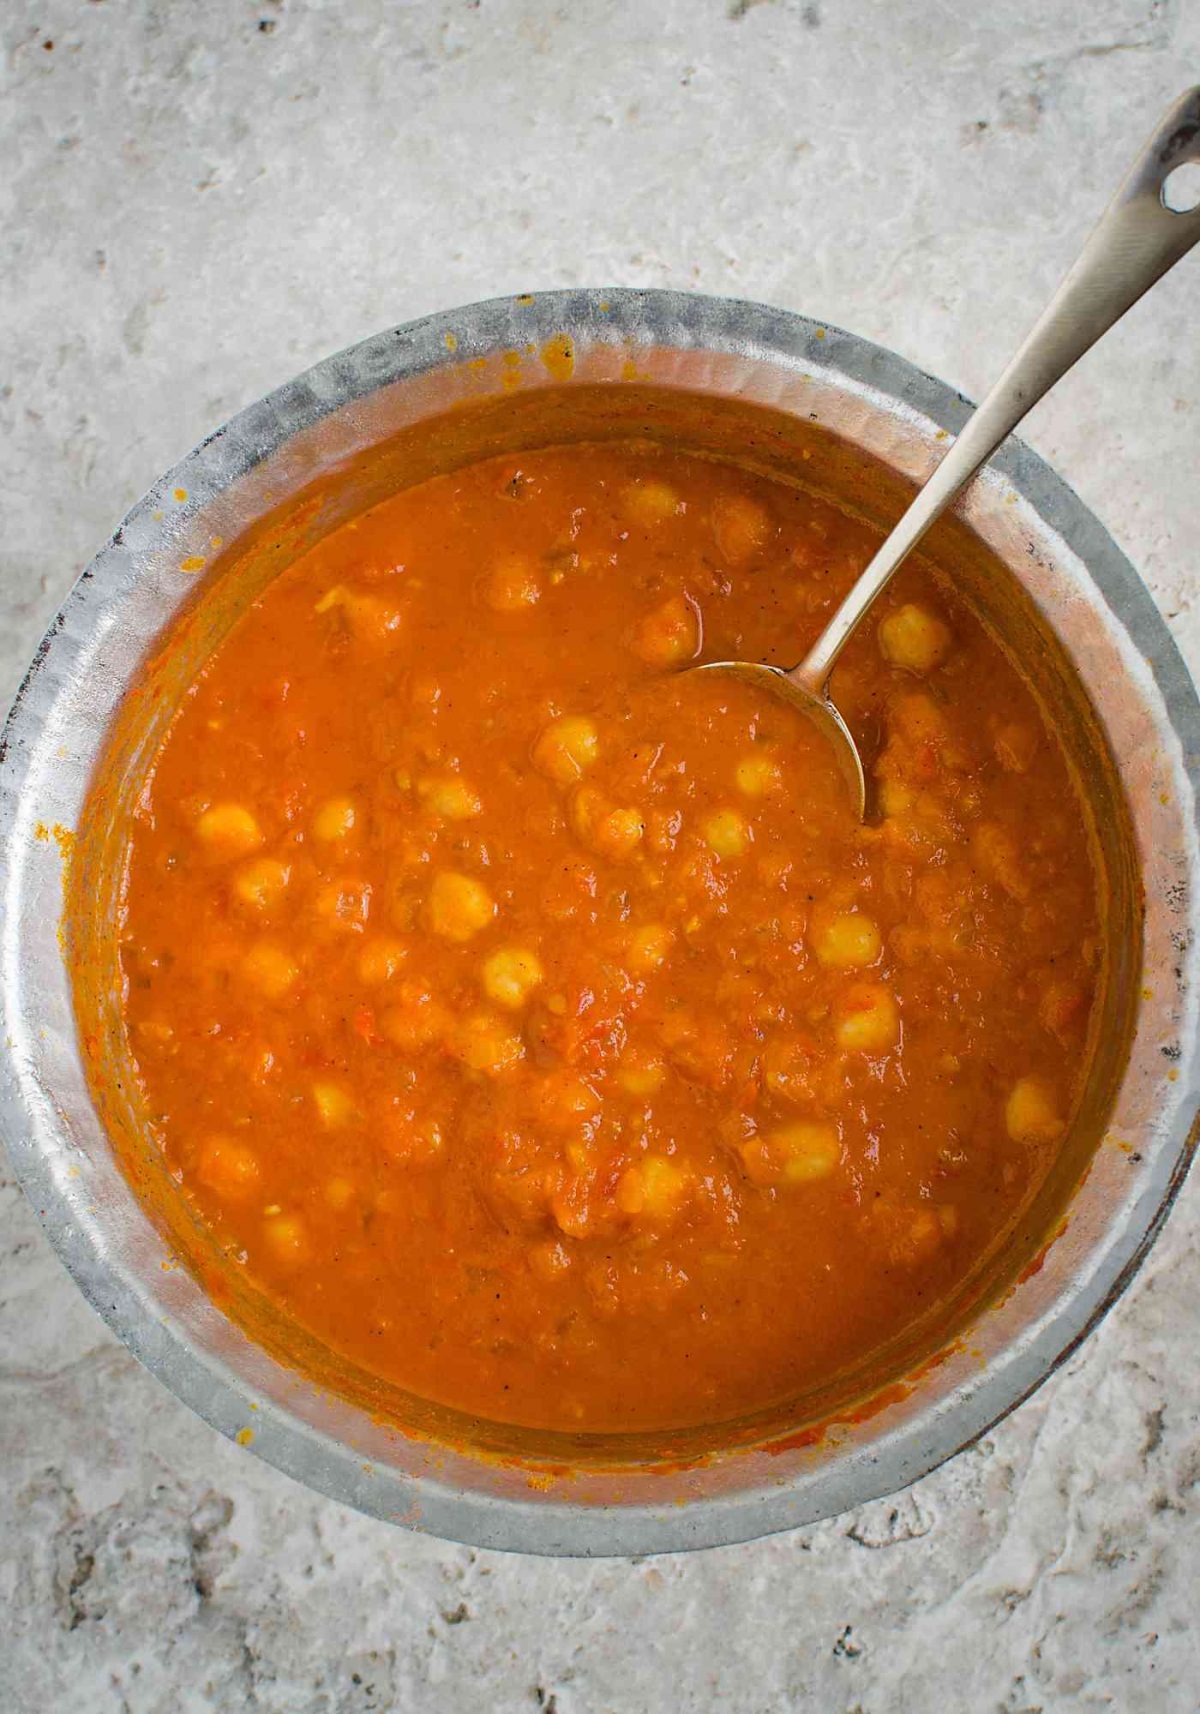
[{"left": 2, "top": 290, "right": 1197, "bottom": 1556}]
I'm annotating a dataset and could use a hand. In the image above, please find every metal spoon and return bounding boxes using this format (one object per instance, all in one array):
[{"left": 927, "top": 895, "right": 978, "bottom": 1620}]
[{"left": 695, "top": 87, "right": 1200, "bottom": 818}]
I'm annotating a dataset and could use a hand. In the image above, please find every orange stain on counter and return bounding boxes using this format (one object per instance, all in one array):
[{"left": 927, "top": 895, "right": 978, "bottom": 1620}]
[{"left": 36, "top": 820, "right": 76, "bottom": 865}]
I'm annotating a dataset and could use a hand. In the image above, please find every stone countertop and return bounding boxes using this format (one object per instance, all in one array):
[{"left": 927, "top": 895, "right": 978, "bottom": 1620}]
[{"left": 2, "top": 3, "right": 1198, "bottom": 1709}]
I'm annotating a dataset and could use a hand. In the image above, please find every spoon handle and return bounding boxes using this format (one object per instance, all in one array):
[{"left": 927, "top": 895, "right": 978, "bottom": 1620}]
[{"left": 791, "top": 85, "right": 1200, "bottom": 697}]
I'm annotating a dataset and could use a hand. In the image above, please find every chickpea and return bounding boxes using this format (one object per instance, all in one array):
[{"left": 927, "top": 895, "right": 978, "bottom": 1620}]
[
  {"left": 482, "top": 945, "right": 545, "bottom": 1009},
  {"left": 617, "top": 1051, "right": 667, "bottom": 1097},
  {"left": 425, "top": 871, "right": 495, "bottom": 942},
  {"left": 312, "top": 877, "right": 371, "bottom": 930},
  {"left": 633, "top": 595, "right": 700, "bottom": 667},
  {"left": 762, "top": 1035, "right": 817, "bottom": 1105},
  {"left": 381, "top": 1112, "right": 445, "bottom": 1164},
  {"left": 323, "top": 1177, "right": 356, "bottom": 1212},
  {"left": 616, "top": 1155, "right": 687, "bottom": 1219},
  {"left": 1039, "top": 979, "right": 1088, "bottom": 1040},
  {"left": 312, "top": 797, "right": 357, "bottom": 842},
  {"left": 314, "top": 583, "right": 349, "bottom": 615},
  {"left": 911, "top": 1207, "right": 946, "bottom": 1257},
  {"left": 196, "top": 1136, "right": 260, "bottom": 1201},
  {"left": 313, "top": 1082, "right": 355, "bottom": 1126},
  {"left": 233, "top": 856, "right": 290, "bottom": 913},
  {"left": 570, "top": 786, "right": 645, "bottom": 861},
  {"left": 627, "top": 923, "right": 673, "bottom": 974},
  {"left": 1005, "top": 1077, "right": 1065, "bottom": 1146},
  {"left": 449, "top": 1012, "right": 526, "bottom": 1075},
  {"left": 241, "top": 942, "right": 299, "bottom": 1000},
  {"left": 532, "top": 715, "right": 600, "bottom": 786},
  {"left": 890, "top": 690, "right": 950, "bottom": 748},
  {"left": 878, "top": 778, "right": 915, "bottom": 817},
  {"left": 357, "top": 938, "right": 408, "bottom": 985},
  {"left": 484, "top": 553, "right": 542, "bottom": 612},
  {"left": 601, "top": 806, "right": 646, "bottom": 859},
  {"left": 869, "top": 1200, "right": 957, "bottom": 1266},
  {"left": 901, "top": 1207, "right": 944, "bottom": 1264},
  {"left": 379, "top": 980, "right": 452, "bottom": 1050},
  {"left": 994, "top": 722, "right": 1038, "bottom": 774},
  {"left": 878, "top": 603, "right": 952, "bottom": 674},
  {"left": 712, "top": 493, "right": 771, "bottom": 565},
  {"left": 314, "top": 584, "right": 401, "bottom": 643},
  {"left": 702, "top": 807, "right": 750, "bottom": 859},
  {"left": 735, "top": 750, "right": 783, "bottom": 798},
  {"left": 972, "top": 821, "right": 1030, "bottom": 902},
  {"left": 136, "top": 1019, "right": 175, "bottom": 1049},
  {"left": 550, "top": 1173, "right": 594, "bottom": 1240},
  {"left": 636, "top": 818, "right": 674, "bottom": 868},
  {"left": 416, "top": 774, "right": 481, "bottom": 820},
  {"left": 622, "top": 478, "right": 683, "bottom": 525},
  {"left": 835, "top": 982, "right": 899, "bottom": 1053},
  {"left": 532, "top": 1072, "right": 600, "bottom": 1130},
  {"left": 777, "top": 1121, "right": 842, "bottom": 1182},
  {"left": 197, "top": 802, "right": 263, "bottom": 859},
  {"left": 262, "top": 1212, "right": 308, "bottom": 1265},
  {"left": 659, "top": 1008, "right": 732, "bottom": 1091},
  {"left": 528, "top": 1239, "right": 573, "bottom": 1283},
  {"left": 813, "top": 910, "right": 882, "bottom": 969},
  {"left": 741, "top": 1120, "right": 841, "bottom": 1188}
]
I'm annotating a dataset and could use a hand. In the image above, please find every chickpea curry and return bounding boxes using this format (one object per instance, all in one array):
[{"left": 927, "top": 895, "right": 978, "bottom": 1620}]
[{"left": 109, "top": 442, "right": 1100, "bottom": 1433}]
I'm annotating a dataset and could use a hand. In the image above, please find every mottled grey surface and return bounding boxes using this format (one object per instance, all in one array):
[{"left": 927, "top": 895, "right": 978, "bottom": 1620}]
[{"left": 2, "top": 2, "right": 1199, "bottom": 1709}]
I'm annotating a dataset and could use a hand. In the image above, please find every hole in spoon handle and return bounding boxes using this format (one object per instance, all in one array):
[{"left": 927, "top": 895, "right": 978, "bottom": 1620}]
[{"left": 1163, "top": 160, "right": 1200, "bottom": 215}]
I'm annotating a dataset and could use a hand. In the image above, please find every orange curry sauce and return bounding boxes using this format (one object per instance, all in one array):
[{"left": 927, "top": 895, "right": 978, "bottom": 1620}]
[{"left": 112, "top": 443, "right": 1099, "bottom": 1432}]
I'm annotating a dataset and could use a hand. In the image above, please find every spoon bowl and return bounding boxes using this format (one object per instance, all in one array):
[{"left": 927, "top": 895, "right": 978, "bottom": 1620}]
[{"left": 691, "top": 659, "right": 867, "bottom": 817}]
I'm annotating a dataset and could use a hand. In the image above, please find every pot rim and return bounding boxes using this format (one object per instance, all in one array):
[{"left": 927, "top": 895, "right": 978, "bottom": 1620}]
[{"left": 2, "top": 287, "right": 1198, "bottom": 1556}]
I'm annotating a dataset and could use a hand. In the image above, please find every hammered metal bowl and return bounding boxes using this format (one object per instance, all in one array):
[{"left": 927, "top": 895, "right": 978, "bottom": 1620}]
[{"left": 1, "top": 290, "right": 1197, "bottom": 1555}]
